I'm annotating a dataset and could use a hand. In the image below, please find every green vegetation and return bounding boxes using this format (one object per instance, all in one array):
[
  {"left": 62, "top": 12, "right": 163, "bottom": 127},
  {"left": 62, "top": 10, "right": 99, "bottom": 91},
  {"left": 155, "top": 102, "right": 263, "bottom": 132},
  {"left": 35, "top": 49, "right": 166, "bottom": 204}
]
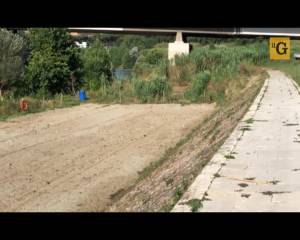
[
  {"left": 81, "top": 39, "right": 112, "bottom": 90},
  {"left": 240, "top": 126, "right": 252, "bottom": 131},
  {"left": 1, "top": 29, "right": 270, "bottom": 120},
  {"left": 24, "top": 28, "right": 83, "bottom": 96},
  {"left": 185, "top": 71, "right": 211, "bottom": 102},
  {"left": 1, "top": 28, "right": 83, "bottom": 119},
  {"left": 186, "top": 199, "right": 203, "bottom": 212},
  {"left": 0, "top": 29, "right": 26, "bottom": 97},
  {"left": 245, "top": 118, "right": 254, "bottom": 124},
  {"left": 224, "top": 154, "right": 235, "bottom": 159},
  {"left": 109, "top": 35, "right": 172, "bottom": 69},
  {"left": 132, "top": 75, "right": 171, "bottom": 103},
  {"left": 87, "top": 41, "right": 268, "bottom": 104},
  {"left": 0, "top": 94, "right": 79, "bottom": 121}
]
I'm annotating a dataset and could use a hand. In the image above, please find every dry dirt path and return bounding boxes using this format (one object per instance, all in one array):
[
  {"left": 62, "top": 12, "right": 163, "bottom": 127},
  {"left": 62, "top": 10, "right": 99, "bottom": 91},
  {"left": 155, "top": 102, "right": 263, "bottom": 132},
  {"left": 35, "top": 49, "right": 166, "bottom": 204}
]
[{"left": 0, "top": 103, "right": 214, "bottom": 212}]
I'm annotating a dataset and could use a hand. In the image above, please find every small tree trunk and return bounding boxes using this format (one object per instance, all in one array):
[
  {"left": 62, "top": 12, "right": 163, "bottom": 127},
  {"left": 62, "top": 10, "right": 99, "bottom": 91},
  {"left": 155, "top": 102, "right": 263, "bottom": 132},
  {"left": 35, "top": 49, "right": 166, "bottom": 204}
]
[
  {"left": 60, "top": 93, "right": 63, "bottom": 106},
  {"left": 72, "top": 80, "right": 76, "bottom": 96},
  {"left": 70, "top": 73, "right": 76, "bottom": 96},
  {"left": 119, "top": 85, "right": 121, "bottom": 103}
]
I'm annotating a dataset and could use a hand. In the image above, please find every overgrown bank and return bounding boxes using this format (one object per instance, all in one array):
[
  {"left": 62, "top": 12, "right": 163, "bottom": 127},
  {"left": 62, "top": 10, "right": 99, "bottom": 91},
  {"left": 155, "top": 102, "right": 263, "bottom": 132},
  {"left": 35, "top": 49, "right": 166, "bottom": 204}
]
[
  {"left": 1, "top": 29, "right": 269, "bottom": 120},
  {"left": 106, "top": 68, "right": 268, "bottom": 212},
  {"left": 88, "top": 41, "right": 268, "bottom": 104}
]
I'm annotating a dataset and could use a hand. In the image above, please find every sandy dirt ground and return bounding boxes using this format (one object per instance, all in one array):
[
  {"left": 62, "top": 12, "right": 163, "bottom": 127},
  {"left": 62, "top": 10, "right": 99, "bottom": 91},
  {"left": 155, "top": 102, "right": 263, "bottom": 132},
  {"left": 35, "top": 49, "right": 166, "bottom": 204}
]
[{"left": 0, "top": 103, "right": 215, "bottom": 212}]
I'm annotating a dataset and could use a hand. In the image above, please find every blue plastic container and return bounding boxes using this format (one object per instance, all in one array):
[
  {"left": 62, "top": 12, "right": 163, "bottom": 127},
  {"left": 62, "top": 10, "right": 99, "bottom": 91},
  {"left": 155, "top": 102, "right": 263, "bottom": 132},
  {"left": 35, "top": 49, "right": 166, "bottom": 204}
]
[{"left": 79, "top": 90, "right": 86, "bottom": 101}]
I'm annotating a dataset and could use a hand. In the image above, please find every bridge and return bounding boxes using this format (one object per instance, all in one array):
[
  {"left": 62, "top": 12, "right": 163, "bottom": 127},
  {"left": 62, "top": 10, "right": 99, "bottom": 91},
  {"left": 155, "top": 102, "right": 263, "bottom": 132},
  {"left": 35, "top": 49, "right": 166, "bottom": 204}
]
[
  {"left": 68, "top": 28, "right": 300, "bottom": 37},
  {"left": 68, "top": 28, "right": 300, "bottom": 60}
]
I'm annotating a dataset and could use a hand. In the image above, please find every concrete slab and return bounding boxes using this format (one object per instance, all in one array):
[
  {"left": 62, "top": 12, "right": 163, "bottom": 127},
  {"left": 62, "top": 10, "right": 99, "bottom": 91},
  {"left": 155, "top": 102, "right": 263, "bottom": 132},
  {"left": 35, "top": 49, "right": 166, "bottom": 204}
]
[{"left": 172, "top": 70, "right": 300, "bottom": 212}]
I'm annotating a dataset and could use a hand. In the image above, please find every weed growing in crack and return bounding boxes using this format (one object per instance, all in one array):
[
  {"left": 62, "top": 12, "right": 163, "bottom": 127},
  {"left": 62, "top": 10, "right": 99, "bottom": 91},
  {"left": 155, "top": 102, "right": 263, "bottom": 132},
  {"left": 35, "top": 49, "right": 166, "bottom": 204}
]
[
  {"left": 238, "top": 183, "right": 249, "bottom": 188},
  {"left": 244, "top": 118, "right": 254, "bottom": 124},
  {"left": 186, "top": 199, "right": 203, "bottom": 212},
  {"left": 224, "top": 154, "right": 235, "bottom": 160},
  {"left": 241, "top": 193, "right": 251, "bottom": 198}
]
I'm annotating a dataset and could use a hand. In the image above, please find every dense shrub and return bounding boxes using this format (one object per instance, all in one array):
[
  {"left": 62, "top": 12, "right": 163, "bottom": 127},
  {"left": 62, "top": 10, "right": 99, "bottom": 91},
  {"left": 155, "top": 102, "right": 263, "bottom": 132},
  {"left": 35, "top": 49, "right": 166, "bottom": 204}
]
[
  {"left": 24, "top": 28, "right": 83, "bottom": 96},
  {"left": 186, "top": 71, "right": 211, "bottom": 102},
  {"left": 189, "top": 42, "right": 268, "bottom": 73},
  {"left": 141, "top": 48, "right": 167, "bottom": 65},
  {"left": 82, "top": 40, "right": 112, "bottom": 90},
  {"left": 24, "top": 50, "right": 71, "bottom": 95},
  {"left": 110, "top": 46, "right": 127, "bottom": 69},
  {"left": 133, "top": 75, "right": 171, "bottom": 102},
  {"left": 0, "top": 29, "right": 26, "bottom": 95},
  {"left": 110, "top": 35, "right": 170, "bottom": 69},
  {"left": 131, "top": 41, "right": 268, "bottom": 103},
  {"left": 121, "top": 50, "right": 138, "bottom": 69},
  {"left": 133, "top": 48, "right": 168, "bottom": 78},
  {"left": 165, "top": 55, "right": 196, "bottom": 86}
]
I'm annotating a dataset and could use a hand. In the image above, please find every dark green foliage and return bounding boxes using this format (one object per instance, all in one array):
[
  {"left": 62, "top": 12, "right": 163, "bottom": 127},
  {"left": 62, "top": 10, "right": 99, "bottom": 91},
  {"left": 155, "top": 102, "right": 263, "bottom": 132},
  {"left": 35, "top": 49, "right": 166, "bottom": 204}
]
[
  {"left": 133, "top": 75, "right": 171, "bottom": 103},
  {"left": 107, "top": 41, "right": 268, "bottom": 105},
  {"left": 81, "top": 39, "right": 112, "bottom": 90},
  {"left": 28, "top": 28, "right": 73, "bottom": 53},
  {"left": 24, "top": 50, "right": 71, "bottom": 95},
  {"left": 116, "top": 35, "right": 156, "bottom": 50},
  {"left": 0, "top": 29, "right": 26, "bottom": 93},
  {"left": 110, "top": 35, "right": 170, "bottom": 69},
  {"left": 186, "top": 71, "right": 211, "bottom": 102},
  {"left": 189, "top": 42, "right": 268, "bottom": 73},
  {"left": 110, "top": 46, "right": 127, "bottom": 69},
  {"left": 121, "top": 50, "right": 138, "bottom": 69},
  {"left": 140, "top": 48, "right": 167, "bottom": 65},
  {"left": 133, "top": 48, "right": 168, "bottom": 76},
  {"left": 186, "top": 199, "right": 203, "bottom": 212},
  {"left": 24, "top": 28, "right": 83, "bottom": 96}
]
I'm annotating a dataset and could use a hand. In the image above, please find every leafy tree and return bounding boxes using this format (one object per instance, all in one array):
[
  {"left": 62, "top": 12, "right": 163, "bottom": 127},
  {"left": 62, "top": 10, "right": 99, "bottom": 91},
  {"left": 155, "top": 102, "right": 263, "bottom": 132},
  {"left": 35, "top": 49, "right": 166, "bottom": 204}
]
[
  {"left": 24, "top": 50, "right": 70, "bottom": 95},
  {"left": 117, "top": 35, "right": 148, "bottom": 50},
  {"left": 121, "top": 50, "right": 138, "bottom": 69},
  {"left": 110, "top": 46, "right": 127, "bottom": 69},
  {"left": 0, "top": 28, "right": 25, "bottom": 96},
  {"left": 108, "top": 35, "right": 172, "bottom": 69},
  {"left": 81, "top": 39, "right": 112, "bottom": 90},
  {"left": 28, "top": 28, "right": 73, "bottom": 53},
  {"left": 24, "top": 28, "right": 83, "bottom": 96},
  {"left": 138, "top": 48, "right": 167, "bottom": 65}
]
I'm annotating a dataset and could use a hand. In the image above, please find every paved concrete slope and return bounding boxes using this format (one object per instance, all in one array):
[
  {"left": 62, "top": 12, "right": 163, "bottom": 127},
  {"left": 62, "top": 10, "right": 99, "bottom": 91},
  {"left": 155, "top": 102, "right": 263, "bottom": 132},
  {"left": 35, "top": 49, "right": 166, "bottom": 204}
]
[{"left": 173, "top": 70, "right": 300, "bottom": 212}]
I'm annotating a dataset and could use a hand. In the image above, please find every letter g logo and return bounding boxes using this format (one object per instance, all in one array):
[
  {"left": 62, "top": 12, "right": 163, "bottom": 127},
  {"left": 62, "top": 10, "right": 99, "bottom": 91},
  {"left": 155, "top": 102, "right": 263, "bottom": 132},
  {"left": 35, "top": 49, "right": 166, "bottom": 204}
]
[
  {"left": 276, "top": 42, "right": 288, "bottom": 55},
  {"left": 270, "top": 37, "right": 290, "bottom": 60}
]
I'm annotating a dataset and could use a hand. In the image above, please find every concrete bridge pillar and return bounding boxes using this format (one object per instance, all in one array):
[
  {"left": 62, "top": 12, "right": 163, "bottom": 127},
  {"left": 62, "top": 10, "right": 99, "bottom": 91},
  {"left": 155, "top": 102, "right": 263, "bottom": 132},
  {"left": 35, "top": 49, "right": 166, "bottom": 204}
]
[{"left": 168, "top": 31, "right": 190, "bottom": 62}]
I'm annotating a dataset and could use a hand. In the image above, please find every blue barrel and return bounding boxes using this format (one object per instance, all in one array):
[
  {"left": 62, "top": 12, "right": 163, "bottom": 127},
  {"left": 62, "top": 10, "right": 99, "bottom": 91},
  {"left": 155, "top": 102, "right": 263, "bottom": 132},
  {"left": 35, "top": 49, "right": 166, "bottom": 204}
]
[{"left": 79, "top": 90, "right": 86, "bottom": 101}]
